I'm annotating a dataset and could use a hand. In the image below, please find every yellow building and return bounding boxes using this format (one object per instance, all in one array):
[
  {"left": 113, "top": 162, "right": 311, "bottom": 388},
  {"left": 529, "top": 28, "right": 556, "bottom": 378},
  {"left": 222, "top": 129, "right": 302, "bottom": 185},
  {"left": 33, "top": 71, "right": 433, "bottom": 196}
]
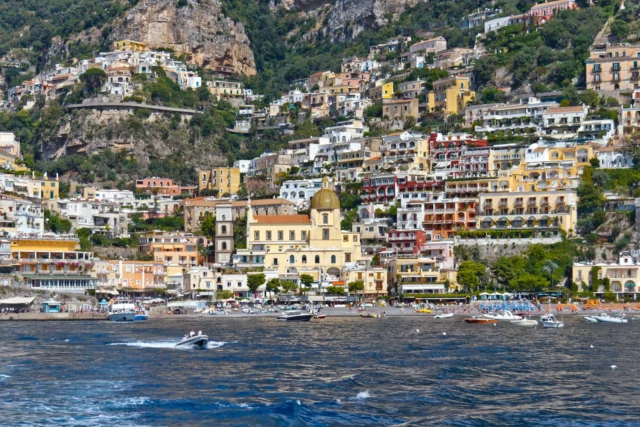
[
  {"left": 573, "top": 255, "right": 640, "bottom": 295},
  {"left": 198, "top": 167, "right": 241, "bottom": 195},
  {"left": 427, "top": 76, "right": 475, "bottom": 115},
  {"left": 93, "top": 260, "right": 166, "bottom": 290},
  {"left": 476, "top": 190, "right": 578, "bottom": 235},
  {"left": 370, "top": 81, "right": 394, "bottom": 102},
  {"left": 112, "top": 40, "right": 148, "bottom": 52},
  {"left": 207, "top": 80, "right": 244, "bottom": 99},
  {"left": 138, "top": 232, "right": 205, "bottom": 268},
  {"left": 341, "top": 265, "right": 388, "bottom": 298},
  {"left": 388, "top": 255, "right": 456, "bottom": 295},
  {"left": 237, "top": 178, "right": 362, "bottom": 282}
]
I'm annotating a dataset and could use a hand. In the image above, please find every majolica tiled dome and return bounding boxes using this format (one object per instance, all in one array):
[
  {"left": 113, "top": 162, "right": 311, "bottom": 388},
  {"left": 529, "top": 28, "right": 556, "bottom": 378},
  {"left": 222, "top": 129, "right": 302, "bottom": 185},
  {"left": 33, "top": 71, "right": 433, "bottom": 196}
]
[{"left": 310, "top": 177, "right": 340, "bottom": 210}]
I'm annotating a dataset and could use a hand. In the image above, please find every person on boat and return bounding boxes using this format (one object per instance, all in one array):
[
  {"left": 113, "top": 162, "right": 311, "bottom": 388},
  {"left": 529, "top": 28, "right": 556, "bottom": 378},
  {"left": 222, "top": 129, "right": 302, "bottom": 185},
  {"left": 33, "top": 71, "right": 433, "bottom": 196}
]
[
  {"left": 189, "top": 329, "right": 195, "bottom": 337},
  {"left": 198, "top": 330, "right": 202, "bottom": 336}
]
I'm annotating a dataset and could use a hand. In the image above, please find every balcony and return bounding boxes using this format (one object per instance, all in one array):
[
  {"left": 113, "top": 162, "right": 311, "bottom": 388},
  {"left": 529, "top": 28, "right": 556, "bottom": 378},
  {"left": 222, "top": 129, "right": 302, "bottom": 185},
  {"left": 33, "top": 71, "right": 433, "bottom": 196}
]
[{"left": 527, "top": 200, "right": 537, "bottom": 206}]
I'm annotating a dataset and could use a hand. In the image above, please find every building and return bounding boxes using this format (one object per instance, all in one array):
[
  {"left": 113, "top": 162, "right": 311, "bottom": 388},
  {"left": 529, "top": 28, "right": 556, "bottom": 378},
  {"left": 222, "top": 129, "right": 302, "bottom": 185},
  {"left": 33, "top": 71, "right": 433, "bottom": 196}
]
[
  {"left": 135, "top": 177, "right": 192, "bottom": 195},
  {"left": 573, "top": 254, "right": 640, "bottom": 296},
  {"left": 207, "top": 80, "right": 245, "bottom": 99},
  {"left": 397, "top": 80, "right": 425, "bottom": 98},
  {"left": 595, "top": 146, "right": 633, "bottom": 169},
  {"left": 383, "top": 98, "right": 419, "bottom": 121},
  {"left": 369, "top": 82, "right": 394, "bottom": 102},
  {"left": 0, "top": 132, "right": 20, "bottom": 157},
  {"left": 472, "top": 98, "right": 559, "bottom": 136},
  {"left": 252, "top": 152, "right": 292, "bottom": 182},
  {"left": 138, "top": 232, "right": 205, "bottom": 268},
  {"left": 198, "top": 167, "right": 241, "bottom": 195},
  {"left": 529, "top": 0, "right": 578, "bottom": 25},
  {"left": 112, "top": 40, "right": 148, "bottom": 52},
  {"left": 341, "top": 263, "right": 388, "bottom": 298},
  {"left": 279, "top": 178, "right": 324, "bottom": 207},
  {"left": 183, "top": 198, "right": 296, "bottom": 232},
  {"left": 586, "top": 43, "right": 640, "bottom": 92},
  {"left": 388, "top": 255, "right": 453, "bottom": 295},
  {"left": 94, "top": 260, "right": 166, "bottom": 290},
  {"left": 409, "top": 37, "right": 447, "bottom": 55},
  {"left": 476, "top": 190, "right": 577, "bottom": 236},
  {"left": 387, "top": 229, "right": 427, "bottom": 254},
  {"left": 542, "top": 105, "right": 588, "bottom": 138},
  {"left": 361, "top": 173, "right": 444, "bottom": 205},
  {"left": 233, "top": 160, "right": 252, "bottom": 174},
  {"left": 234, "top": 178, "right": 363, "bottom": 284},
  {"left": 427, "top": 76, "right": 475, "bottom": 115},
  {"left": 215, "top": 203, "right": 234, "bottom": 265}
]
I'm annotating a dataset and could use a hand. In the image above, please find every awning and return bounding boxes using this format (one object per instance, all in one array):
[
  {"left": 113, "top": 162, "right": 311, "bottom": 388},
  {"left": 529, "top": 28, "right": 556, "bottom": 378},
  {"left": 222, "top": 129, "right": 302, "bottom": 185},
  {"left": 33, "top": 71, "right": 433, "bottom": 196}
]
[
  {"left": 0, "top": 297, "right": 35, "bottom": 305},
  {"left": 434, "top": 161, "right": 451, "bottom": 168}
]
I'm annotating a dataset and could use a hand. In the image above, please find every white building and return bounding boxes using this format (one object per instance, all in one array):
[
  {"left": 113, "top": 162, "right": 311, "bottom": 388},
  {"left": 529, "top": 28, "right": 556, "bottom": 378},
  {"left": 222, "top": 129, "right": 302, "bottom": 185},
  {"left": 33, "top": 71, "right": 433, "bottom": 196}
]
[
  {"left": 596, "top": 146, "right": 634, "bottom": 168},
  {"left": 233, "top": 160, "right": 252, "bottom": 174},
  {"left": 279, "top": 178, "right": 324, "bottom": 207}
]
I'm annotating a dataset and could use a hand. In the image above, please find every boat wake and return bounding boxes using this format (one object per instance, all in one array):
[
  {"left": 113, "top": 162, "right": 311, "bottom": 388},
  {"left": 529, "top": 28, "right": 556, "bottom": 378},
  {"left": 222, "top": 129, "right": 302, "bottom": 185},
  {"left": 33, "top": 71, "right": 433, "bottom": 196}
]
[
  {"left": 351, "top": 390, "right": 371, "bottom": 401},
  {"left": 108, "top": 340, "right": 231, "bottom": 349}
]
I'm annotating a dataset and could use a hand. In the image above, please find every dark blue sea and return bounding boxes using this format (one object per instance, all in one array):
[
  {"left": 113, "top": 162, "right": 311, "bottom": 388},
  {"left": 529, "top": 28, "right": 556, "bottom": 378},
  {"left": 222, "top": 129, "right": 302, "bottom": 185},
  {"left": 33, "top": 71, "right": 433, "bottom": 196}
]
[{"left": 1, "top": 316, "right": 640, "bottom": 426}]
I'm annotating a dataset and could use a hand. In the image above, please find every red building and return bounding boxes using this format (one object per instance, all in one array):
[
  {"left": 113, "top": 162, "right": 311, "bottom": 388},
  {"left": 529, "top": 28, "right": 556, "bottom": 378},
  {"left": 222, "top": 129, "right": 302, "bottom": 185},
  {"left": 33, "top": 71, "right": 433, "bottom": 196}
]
[
  {"left": 136, "top": 177, "right": 195, "bottom": 196},
  {"left": 422, "top": 198, "right": 477, "bottom": 241},
  {"left": 361, "top": 173, "right": 444, "bottom": 205},
  {"left": 428, "top": 133, "right": 488, "bottom": 176},
  {"left": 387, "top": 229, "right": 427, "bottom": 254}
]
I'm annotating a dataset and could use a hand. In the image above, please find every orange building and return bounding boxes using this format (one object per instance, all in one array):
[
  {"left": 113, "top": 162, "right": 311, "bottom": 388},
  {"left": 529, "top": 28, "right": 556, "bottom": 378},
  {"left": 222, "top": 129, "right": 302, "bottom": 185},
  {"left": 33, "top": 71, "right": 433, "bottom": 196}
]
[
  {"left": 94, "top": 260, "right": 166, "bottom": 290},
  {"left": 138, "top": 232, "right": 205, "bottom": 268},
  {"left": 135, "top": 177, "right": 195, "bottom": 196}
]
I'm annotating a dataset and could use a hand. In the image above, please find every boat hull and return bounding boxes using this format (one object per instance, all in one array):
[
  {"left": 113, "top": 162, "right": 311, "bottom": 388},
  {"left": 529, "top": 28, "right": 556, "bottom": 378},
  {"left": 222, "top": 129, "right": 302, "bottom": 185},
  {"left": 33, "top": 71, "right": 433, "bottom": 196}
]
[
  {"left": 541, "top": 321, "right": 564, "bottom": 328},
  {"left": 435, "top": 313, "right": 454, "bottom": 319},
  {"left": 510, "top": 319, "right": 538, "bottom": 326},
  {"left": 465, "top": 318, "right": 497, "bottom": 324},
  {"left": 175, "top": 335, "right": 209, "bottom": 349},
  {"left": 277, "top": 314, "right": 313, "bottom": 321},
  {"left": 108, "top": 312, "right": 136, "bottom": 322},
  {"left": 135, "top": 314, "right": 149, "bottom": 321}
]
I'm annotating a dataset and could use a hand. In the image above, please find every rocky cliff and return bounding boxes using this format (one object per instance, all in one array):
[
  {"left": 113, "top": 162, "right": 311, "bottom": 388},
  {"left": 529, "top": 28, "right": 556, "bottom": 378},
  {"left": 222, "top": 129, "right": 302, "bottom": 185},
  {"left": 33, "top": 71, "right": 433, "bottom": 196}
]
[{"left": 109, "top": 0, "right": 256, "bottom": 76}]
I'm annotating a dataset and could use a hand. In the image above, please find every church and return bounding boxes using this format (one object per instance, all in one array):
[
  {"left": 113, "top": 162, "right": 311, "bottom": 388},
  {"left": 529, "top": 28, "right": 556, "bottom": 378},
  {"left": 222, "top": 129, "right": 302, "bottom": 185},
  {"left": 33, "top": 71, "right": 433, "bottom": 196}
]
[{"left": 238, "top": 178, "right": 363, "bottom": 283}]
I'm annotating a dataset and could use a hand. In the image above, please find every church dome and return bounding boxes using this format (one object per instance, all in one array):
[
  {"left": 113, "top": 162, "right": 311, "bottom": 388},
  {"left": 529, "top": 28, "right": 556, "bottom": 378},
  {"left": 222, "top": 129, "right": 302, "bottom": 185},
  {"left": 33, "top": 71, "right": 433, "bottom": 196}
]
[{"left": 310, "top": 178, "right": 340, "bottom": 210}]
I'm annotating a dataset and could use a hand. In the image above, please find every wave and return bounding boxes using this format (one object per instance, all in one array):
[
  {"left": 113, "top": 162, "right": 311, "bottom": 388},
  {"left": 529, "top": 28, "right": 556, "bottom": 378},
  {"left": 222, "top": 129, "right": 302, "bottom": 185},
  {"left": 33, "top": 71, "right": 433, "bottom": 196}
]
[
  {"left": 351, "top": 390, "right": 371, "bottom": 401},
  {"left": 107, "top": 340, "right": 231, "bottom": 349}
]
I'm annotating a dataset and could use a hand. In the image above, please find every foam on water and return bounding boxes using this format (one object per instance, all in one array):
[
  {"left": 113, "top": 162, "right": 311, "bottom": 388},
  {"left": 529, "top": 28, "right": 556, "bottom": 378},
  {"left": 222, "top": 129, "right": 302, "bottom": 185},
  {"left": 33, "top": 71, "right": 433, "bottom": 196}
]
[
  {"left": 107, "top": 340, "right": 231, "bottom": 349},
  {"left": 352, "top": 390, "right": 371, "bottom": 401}
]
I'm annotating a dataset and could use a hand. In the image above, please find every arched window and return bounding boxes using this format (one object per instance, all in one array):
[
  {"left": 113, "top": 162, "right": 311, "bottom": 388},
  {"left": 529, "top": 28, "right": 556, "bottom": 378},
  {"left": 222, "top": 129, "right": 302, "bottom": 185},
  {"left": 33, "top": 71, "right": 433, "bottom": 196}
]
[
  {"left": 331, "top": 255, "right": 336, "bottom": 263},
  {"left": 221, "top": 225, "right": 227, "bottom": 234},
  {"left": 221, "top": 242, "right": 227, "bottom": 250},
  {"left": 289, "top": 255, "right": 295, "bottom": 264},
  {"left": 222, "top": 215, "right": 226, "bottom": 220},
  {"left": 323, "top": 214, "right": 329, "bottom": 224},
  {"left": 302, "top": 255, "right": 307, "bottom": 264},
  {"left": 315, "top": 255, "right": 320, "bottom": 263}
]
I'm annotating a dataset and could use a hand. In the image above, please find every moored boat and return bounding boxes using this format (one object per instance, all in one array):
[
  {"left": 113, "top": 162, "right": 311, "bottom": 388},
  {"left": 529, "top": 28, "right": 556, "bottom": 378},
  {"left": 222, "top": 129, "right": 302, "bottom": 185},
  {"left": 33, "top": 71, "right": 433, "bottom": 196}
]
[
  {"left": 434, "top": 313, "right": 454, "bottom": 319},
  {"left": 584, "top": 316, "right": 598, "bottom": 323},
  {"left": 277, "top": 310, "right": 313, "bottom": 321},
  {"left": 510, "top": 319, "right": 538, "bottom": 327},
  {"left": 465, "top": 316, "right": 497, "bottom": 324},
  {"left": 483, "top": 310, "right": 522, "bottom": 321},
  {"left": 593, "top": 313, "right": 628, "bottom": 324},
  {"left": 540, "top": 314, "right": 564, "bottom": 328},
  {"left": 360, "top": 313, "right": 379, "bottom": 318},
  {"left": 313, "top": 314, "right": 326, "bottom": 319},
  {"left": 108, "top": 299, "right": 137, "bottom": 322}
]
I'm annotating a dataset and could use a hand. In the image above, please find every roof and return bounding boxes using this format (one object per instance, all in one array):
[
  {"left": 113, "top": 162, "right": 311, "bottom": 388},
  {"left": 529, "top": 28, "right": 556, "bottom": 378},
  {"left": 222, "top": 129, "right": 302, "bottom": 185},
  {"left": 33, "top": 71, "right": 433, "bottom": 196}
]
[
  {"left": 0, "top": 297, "right": 35, "bottom": 305},
  {"left": 383, "top": 98, "right": 417, "bottom": 105},
  {"left": 365, "top": 156, "right": 382, "bottom": 162},
  {"left": 184, "top": 198, "right": 294, "bottom": 208},
  {"left": 545, "top": 106, "right": 584, "bottom": 114},
  {"left": 310, "top": 178, "right": 340, "bottom": 210},
  {"left": 531, "top": 0, "right": 575, "bottom": 9},
  {"left": 253, "top": 214, "right": 311, "bottom": 224}
]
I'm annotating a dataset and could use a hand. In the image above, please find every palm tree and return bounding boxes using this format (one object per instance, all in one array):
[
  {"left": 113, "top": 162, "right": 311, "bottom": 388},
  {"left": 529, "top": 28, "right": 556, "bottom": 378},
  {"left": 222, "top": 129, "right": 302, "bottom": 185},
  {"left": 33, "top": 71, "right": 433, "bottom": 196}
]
[{"left": 542, "top": 260, "right": 559, "bottom": 289}]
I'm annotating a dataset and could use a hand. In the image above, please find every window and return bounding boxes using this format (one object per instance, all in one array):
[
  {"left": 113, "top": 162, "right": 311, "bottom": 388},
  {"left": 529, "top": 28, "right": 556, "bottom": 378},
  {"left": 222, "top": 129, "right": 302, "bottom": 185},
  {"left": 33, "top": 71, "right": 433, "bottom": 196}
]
[
  {"left": 323, "top": 214, "right": 329, "bottom": 224},
  {"left": 289, "top": 231, "right": 295, "bottom": 240},
  {"left": 278, "top": 231, "right": 284, "bottom": 241},
  {"left": 302, "top": 255, "right": 307, "bottom": 264},
  {"left": 343, "top": 235, "right": 349, "bottom": 242},
  {"left": 273, "top": 258, "right": 278, "bottom": 265},
  {"left": 290, "top": 255, "right": 295, "bottom": 264},
  {"left": 331, "top": 255, "right": 336, "bottom": 264},
  {"left": 353, "top": 236, "right": 358, "bottom": 242},
  {"left": 222, "top": 225, "right": 227, "bottom": 234},
  {"left": 266, "top": 231, "right": 272, "bottom": 240},
  {"left": 315, "top": 255, "right": 320, "bottom": 263},
  {"left": 323, "top": 229, "right": 329, "bottom": 240},
  {"left": 345, "top": 253, "right": 351, "bottom": 262},
  {"left": 301, "top": 231, "right": 307, "bottom": 240}
]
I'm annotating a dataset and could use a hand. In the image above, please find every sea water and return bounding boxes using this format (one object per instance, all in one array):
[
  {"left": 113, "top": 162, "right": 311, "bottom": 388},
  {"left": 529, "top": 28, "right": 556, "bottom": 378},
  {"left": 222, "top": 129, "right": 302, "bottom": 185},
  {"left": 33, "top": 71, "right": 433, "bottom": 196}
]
[{"left": 0, "top": 317, "right": 639, "bottom": 426}]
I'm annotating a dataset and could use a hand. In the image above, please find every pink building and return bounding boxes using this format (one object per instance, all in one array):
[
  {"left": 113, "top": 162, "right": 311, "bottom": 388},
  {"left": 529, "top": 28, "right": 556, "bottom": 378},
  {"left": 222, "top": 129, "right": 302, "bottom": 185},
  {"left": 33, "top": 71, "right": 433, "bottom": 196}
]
[{"left": 529, "top": 0, "right": 578, "bottom": 25}]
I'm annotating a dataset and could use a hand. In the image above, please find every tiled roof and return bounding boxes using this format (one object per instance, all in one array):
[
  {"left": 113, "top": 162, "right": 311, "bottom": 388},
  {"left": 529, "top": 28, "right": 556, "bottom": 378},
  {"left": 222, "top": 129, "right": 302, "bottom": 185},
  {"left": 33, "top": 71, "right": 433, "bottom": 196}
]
[{"left": 253, "top": 214, "right": 311, "bottom": 224}]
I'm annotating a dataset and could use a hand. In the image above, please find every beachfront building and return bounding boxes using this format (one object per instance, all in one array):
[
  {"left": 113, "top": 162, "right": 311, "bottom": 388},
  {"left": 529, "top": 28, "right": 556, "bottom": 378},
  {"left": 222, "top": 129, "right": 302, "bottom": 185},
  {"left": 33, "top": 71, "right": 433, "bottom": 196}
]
[
  {"left": 573, "top": 254, "right": 640, "bottom": 296},
  {"left": 341, "top": 263, "right": 388, "bottom": 298},
  {"left": 138, "top": 231, "right": 206, "bottom": 268},
  {"left": 476, "top": 190, "right": 578, "bottom": 236},
  {"left": 388, "top": 254, "right": 455, "bottom": 295},
  {"left": 234, "top": 178, "right": 363, "bottom": 284},
  {"left": 93, "top": 260, "right": 166, "bottom": 290}
]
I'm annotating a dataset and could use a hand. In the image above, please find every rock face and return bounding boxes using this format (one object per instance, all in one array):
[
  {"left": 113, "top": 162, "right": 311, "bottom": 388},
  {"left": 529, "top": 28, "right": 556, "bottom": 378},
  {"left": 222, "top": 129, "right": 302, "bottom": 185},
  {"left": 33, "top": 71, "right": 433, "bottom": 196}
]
[
  {"left": 326, "top": 0, "right": 418, "bottom": 37},
  {"left": 109, "top": 0, "right": 256, "bottom": 76}
]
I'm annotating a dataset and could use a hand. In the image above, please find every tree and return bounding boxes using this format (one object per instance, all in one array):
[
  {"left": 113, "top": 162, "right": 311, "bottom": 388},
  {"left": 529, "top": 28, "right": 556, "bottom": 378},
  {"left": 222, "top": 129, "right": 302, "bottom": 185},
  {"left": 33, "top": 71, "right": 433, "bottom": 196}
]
[
  {"left": 200, "top": 215, "right": 216, "bottom": 241},
  {"left": 456, "top": 261, "right": 486, "bottom": 291},
  {"left": 541, "top": 260, "right": 559, "bottom": 289},
  {"left": 265, "top": 278, "right": 280, "bottom": 296},
  {"left": 299, "top": 274, "right": 314, "bottom": 293},
  {"left": 247, "top": 273, "right": 266, "bottom": 296},
  {"left": 280, "top": 280, "right": 298, "bottom": 294},
  {"left": 509, "top": 274, "right": 548, "bottom": 291},
  {"left": 216, "top": 290, "right": 234, "bottom": 300},
  {"left": 348, "top": 280, "right": 364, "bottom": 298},
  {"left": 491, "top": 256, "right": 525, "bottom": 289},
  {"left": 326, "top": 286, "right": 346, "bottom": 296},
  {"left": 80, "top": 68, "right": 107, "bottom": 95},
  {"left": 610, "top": 19, "right": 629, "bottom": 40},
  {"left": 341, "top": 208, "right": 358, "bottom": 231}
]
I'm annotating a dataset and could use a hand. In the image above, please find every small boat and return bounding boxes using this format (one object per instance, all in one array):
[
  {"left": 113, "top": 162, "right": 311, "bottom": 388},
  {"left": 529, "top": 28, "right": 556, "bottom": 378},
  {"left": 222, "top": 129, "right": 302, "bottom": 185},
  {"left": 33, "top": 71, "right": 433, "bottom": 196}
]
[
  {"left": 434, "top": 313, "right": 454, "bottom": 319},
  {"left": 415, "top": 308, "right": 432, "bottom": 313},
  {"left": 108, "top": 300, "right": 137, "bottom": 322},
  {"left": 465, "top": 316, "right": 497, "bottom": 324},
  {"left": 540, "top": 314, "right": 564, "bottom": 328},
  {"left": 313, "top": 314, "right": 326, "bottom": 319},
  {"left": 277, "top": 310, "right": 313, "bottom": 321},
  {"left": 483, "top": 310, "right": 522, "bottom": 321},
  {"left": 593, "top": 313, "right": 628, "bottom": 324},
  {"left": 584, "top": 316, "right": 598, "bottom": 323},
  {"left": 135, "top": 313, "right": 149, "bottom": 321},
  {"left": 510, "top": 319, "right": 538, "bottom": 327},
  {"left": 360, "top": 313, "right": 379, "bottom": 318},
  {"left": 175, "top": 334, "right": 209, "bottom": 349}
]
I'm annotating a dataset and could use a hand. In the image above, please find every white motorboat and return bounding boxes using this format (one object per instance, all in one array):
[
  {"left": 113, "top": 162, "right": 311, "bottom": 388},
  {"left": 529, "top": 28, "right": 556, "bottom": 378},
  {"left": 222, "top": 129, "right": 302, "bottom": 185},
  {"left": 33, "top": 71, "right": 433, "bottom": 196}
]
[
  {"left": 593, "top": 313, "right": 628, "bottom": 324},
  {"left": 175, "top": 334, "right": 209, "bottom": 349},
  {"left": 277, "top": 310, "right": 313, "bottom": 321},
  {"left": 510, "top": 319, "right": 538, "bottom": 327},
  {"left": 483, "top": 310, "right": 522, "bottom": 321},
  {"left": 540, "top": 314, "right": 564, "bottom": 328},
  {"left": 108, "top": 301, "right": 136, "bottom": 321},
  {"left": 584, "top": 316, "right": 598, "bottom": 323},
  {"left": 434, "top": 313, "right": 454, "bottom": 319}
]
